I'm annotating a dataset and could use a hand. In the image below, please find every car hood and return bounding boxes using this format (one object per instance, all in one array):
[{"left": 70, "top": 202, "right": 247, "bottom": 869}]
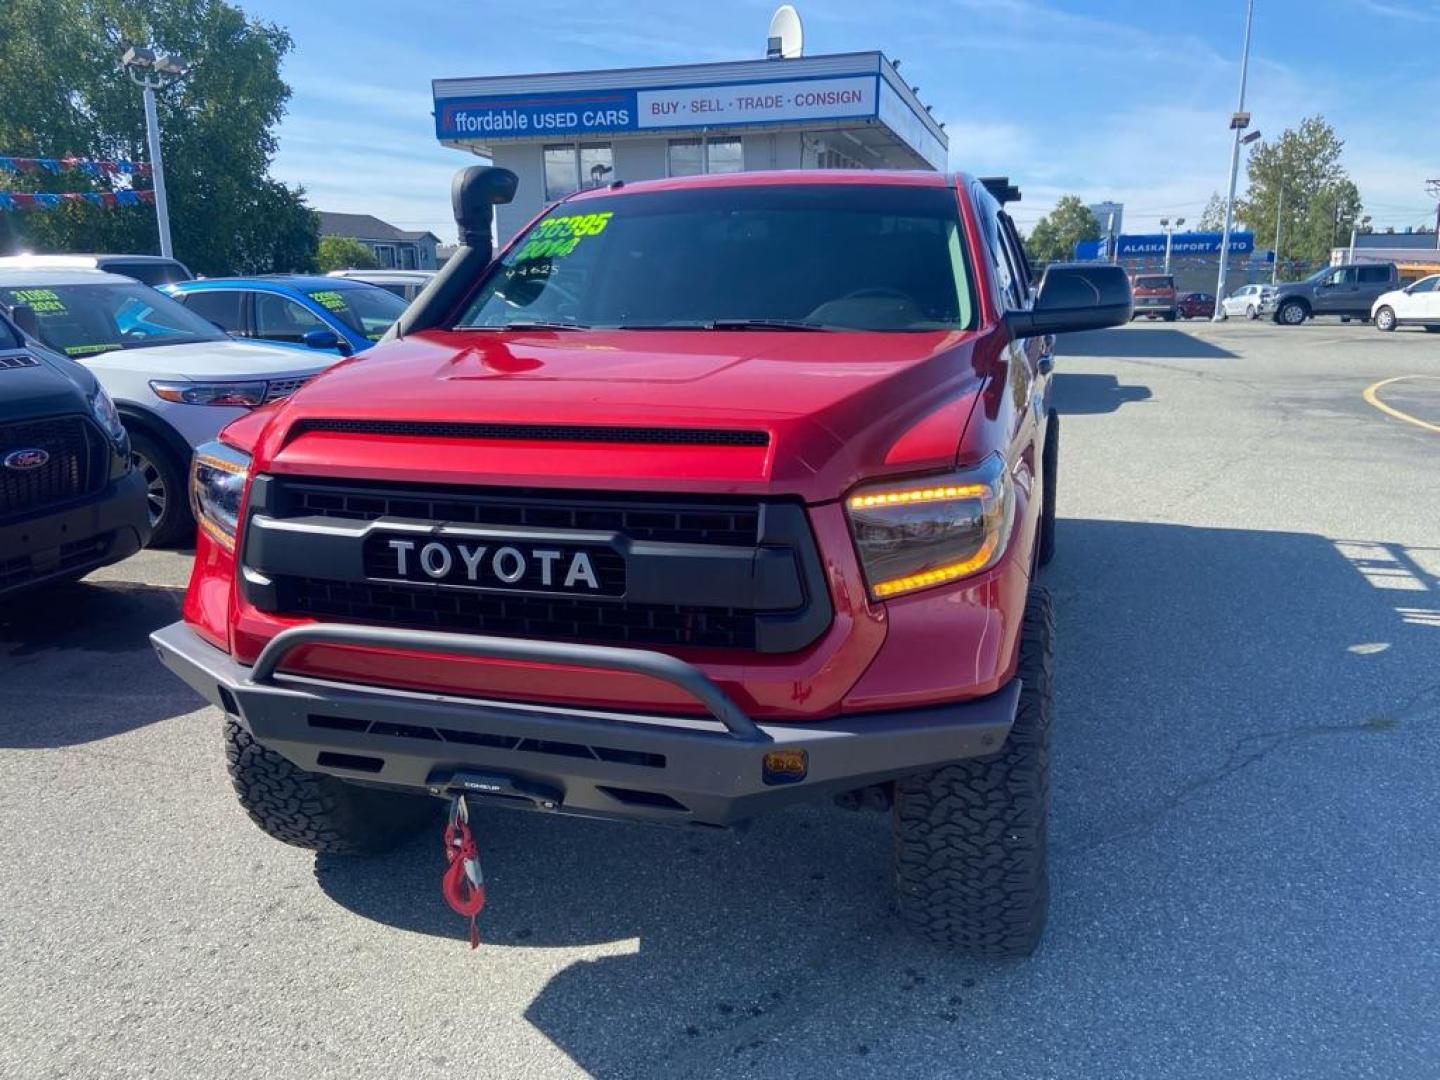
[
  {"left": 0, "top": 345, "right": 92, "bottom": 421},
  {"left": 245, "top": 327, "right": 991, "bottom": 497},
  {"left": 82, "top": 338, "right": 341, "bottom": 381}
]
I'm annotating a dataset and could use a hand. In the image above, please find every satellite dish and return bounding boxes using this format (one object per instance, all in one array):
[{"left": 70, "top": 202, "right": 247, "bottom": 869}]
[{"left": 767, "top": 5, "right": 803, "bottom": 59}]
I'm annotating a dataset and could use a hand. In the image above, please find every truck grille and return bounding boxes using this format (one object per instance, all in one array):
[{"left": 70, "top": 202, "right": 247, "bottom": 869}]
[
  {"left": 252, "top": 478, "right": 829, "bottom": 654},
  {"left": 0, "top": 416, "right": 106, "bottom": 519},
  {"left": 265, "top": 376, "right": 314, "bottom": 403},
  {"left": 284, "top": 479, "right": 762, "bottom": 547},
  {"left": 283, "top": 576, "right": 756, "bottom": 650}
]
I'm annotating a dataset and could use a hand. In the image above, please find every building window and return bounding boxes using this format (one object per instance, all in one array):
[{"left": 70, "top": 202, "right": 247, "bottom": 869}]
[
  {"left": 372, "top": 243, "right": 396, "bottom": 269},
  {"left": 544, "top": 144, "right": 614, "bottom": 200},
  {"left": 667, "top": 137, "right": 745, "bottom": 177},
  {"left": 667, "top": 139, "right": 704, "bottom": 177},
  {"left": 815, "top": 142, "right": 862, "bottom": 170},
  {"left": 399, "top": 246, "right": 417, "bottom": 270},
  {"left": 706, "top": 138, "right": 743, "bottom": 174}
]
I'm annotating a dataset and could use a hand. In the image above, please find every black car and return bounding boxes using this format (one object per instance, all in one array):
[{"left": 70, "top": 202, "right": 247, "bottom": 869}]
[{"left": 0, "top": 309, "right": 151, "bottom": 596}]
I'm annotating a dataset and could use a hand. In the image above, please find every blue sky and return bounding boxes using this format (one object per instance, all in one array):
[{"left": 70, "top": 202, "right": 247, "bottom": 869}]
[{"left": 240, "top": 0, "right": 1440, "bottom": 243}]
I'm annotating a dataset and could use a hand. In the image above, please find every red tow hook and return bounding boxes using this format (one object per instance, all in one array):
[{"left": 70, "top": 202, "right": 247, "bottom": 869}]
[{"left": 441, "top": 794, "right": 486, "bottom": 948}]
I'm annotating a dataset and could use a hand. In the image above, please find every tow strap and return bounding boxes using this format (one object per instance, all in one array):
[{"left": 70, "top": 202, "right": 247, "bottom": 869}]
[{"left": 441, "top": 794, "right": 486, "bottom": 948}]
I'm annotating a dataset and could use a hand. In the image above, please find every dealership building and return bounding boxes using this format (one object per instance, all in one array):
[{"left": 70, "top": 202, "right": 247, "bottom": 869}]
[{"left": 432, "top": 51, "right": 948, "bottom": 240}]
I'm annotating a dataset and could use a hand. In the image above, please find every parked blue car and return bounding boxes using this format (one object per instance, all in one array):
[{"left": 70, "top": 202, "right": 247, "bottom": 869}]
[{"left": 163, "top": 275, "right": 408, "bottom": 356}]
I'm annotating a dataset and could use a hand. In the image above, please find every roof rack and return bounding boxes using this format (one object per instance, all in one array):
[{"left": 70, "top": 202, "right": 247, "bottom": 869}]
[{"left": 979, "top": 176, "right": 1022, "bottom": 205}]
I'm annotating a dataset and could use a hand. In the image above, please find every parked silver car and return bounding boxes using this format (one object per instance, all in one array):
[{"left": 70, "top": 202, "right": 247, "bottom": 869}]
[{"left": 1220, "top": 284, "right": 1276, "bottom": 320}]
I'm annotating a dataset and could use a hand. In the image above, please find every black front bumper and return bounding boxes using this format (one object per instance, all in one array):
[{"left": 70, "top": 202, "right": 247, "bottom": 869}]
[
  {"left": 0, "top": 469, "right": 151, "bottom": 595},
  {"left": 151, "top": 621, "right": 1019, "bottom": 827}
]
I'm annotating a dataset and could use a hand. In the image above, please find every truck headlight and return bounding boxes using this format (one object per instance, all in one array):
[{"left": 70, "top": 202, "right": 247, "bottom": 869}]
[
  {"left": 845, "top": 455, "right": 1014, "bottom": 600},
  {"left": 190, "top": 441, "right": 251, "bottom": 551},
  {"left": 150, "top": 380, "right": 269, "bottom": 407},
  {"left": 88, "top": 384, "right": 127, "bottom": 443}
]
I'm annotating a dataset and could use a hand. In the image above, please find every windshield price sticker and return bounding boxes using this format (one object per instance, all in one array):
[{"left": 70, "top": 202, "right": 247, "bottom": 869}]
[
  {"left": 513, "top": 212, "right": 613, "bottom": 261},
  {"left": 65, "top": 342, "right": 119, "bottom": 357},
  {"left": 308, "top": 290, "right": 348, "bottom": 312},
  {"left": 9, "top": 288, "right": 66, "bottom": 314}
]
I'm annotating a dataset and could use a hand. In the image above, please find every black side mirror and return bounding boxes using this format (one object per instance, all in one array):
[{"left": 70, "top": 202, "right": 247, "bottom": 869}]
[
  {"left": 302, "top": 327, "right": 341, "bottom": 352},
  {"left": 1007, "top": 263, "right": 1133, "bottom": 338},
  {"left": 10, "top": 304, "right": 40, "bottom": 339}
]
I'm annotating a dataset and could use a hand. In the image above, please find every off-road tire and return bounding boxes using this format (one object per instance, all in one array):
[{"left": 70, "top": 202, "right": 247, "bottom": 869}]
[
  {"left": 892, "top": 586, "right": 1054, "bottom": 956},
  {"left": 224, "top": 718, "right": 437, "bottom": 853},
  {"left": 1276, "top": 299, "right": 1308, "bottom": 326},
  {"left": 1375, "top": 306, "right": 1397, "bottom": 332},
  {"left": 1162, "top": 310, "right": 1176, "bottom": 322},
  {"left": 1037, "top": 409, "right": 1058, "bottom": 568}
]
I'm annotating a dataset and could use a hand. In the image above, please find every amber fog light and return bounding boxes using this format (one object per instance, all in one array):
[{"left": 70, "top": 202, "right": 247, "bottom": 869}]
[
  {"left": 845, "top": 454, "right": 1014, "bottom": 600},
  {"left": 762, "top": 748, "right": 808, "bottom": 785}
]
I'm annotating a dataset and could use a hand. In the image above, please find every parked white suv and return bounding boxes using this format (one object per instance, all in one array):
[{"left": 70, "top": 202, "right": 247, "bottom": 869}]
[
  {"left": 0, "top": 269, "right": 340, "bottom": 544},
  {"left": 1372, "top": 274, "right": 1440, "bottom": 333}
]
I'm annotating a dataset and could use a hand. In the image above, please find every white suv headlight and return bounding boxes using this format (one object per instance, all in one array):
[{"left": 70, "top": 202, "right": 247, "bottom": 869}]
[{"left": 190, "top": 441, "right": 251, "bottom": 550}]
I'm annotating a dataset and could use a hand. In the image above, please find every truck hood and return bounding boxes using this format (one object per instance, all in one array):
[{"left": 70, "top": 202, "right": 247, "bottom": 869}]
[
  {"left": 0, "top": 345, "right": 93, "bottom": 421},
  {"left": 83, "top": 338, "right": 340, "bottom": 381},
  {"left": 248, "top": 328, "right": 991, "bottom": 496}
]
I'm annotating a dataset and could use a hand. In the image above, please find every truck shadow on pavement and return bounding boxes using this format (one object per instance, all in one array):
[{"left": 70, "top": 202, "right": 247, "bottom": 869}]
[
  {"left": 0, "top": 579, "right": 201, "bottom": 747},
  {"left": 1059, "top": 326, "right": 1238, "bottom": 359},
  {"left": 312, "top": 518, "right": 1440, "bottom": 1079},
  {"left": 1052, "top": 372, "right": 1153, "bottom": 414}
]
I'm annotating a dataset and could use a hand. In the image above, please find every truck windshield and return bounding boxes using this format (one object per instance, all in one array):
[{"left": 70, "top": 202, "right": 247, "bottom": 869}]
[
  {"left": 0, "top": 280, "right": 227, "bottom": 358},
  {"left": 456, "top": 184, "right": 975, "bottom": 332}
]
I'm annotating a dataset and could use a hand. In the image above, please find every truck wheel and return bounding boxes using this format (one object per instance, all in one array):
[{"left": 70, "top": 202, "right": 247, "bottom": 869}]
[
  {"left": 1162, "top": 311, "right": 1176, "bottom": 322},
  {"left": 129, "top": 431, "right": 193, "bottom": 547},
  {"left": 224, "top": 719, "right": 437, "bottom": 853},
  {"left": 1245, "top": 305, "right": 1258, "bottom": 320},
  {"left": 1375, "top": 306, "right": 1397, "bottom": 332},
  {"left": 1038, "top": 410, "right": 1058, "bottom": 568},
  {"left": 1276, "top": 299, "right": 1308, "bottom": 326},
  {"left": 892, "top": 586, "right": 1053, "bottom": 956}
]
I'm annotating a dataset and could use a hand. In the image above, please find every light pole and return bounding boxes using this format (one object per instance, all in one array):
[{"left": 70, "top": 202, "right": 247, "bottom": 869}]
[
  {"left": 121, "top": 46, "right": 187, "bottom": 259},
  {"left": 1161, "top": 216, "right": 1185, "bottom": 275},
  {"left": 1347, "top": 214, "right": 1372, "bottom": 264},
  {"left": 1212, "top": 0, "right": 1255, "bottom": 320},
  {"left": 1272, "top": 186, "right": 1283, "bottom": 285}
]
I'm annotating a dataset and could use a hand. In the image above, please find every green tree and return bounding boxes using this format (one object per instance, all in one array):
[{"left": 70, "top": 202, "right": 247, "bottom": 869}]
[
  {"left": 0, "top": 0, "right": 316, "bottom": 275},
  {"left": 316, "top": 234, "right": 380, "bottom": 272},
  {"left": 1196, "top": 192, "right": 1227, "bottom": 231},
  {"left": 1026, "top": 196, "right": 1101, "bottom": 263},
  {"left": 1237, "top": 116, "right": 1364, "bottom": 275}
]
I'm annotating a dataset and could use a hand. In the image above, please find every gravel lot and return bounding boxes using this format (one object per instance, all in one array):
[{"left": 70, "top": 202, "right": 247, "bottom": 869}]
[{"left": 2, "top": 319, "right": 1437, "bottom": 1079}]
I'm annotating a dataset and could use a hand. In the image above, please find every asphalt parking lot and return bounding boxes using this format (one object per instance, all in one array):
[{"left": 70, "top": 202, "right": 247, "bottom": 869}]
[{"left": 3, "top": 318, "right": 1438, "bottom": 1080}]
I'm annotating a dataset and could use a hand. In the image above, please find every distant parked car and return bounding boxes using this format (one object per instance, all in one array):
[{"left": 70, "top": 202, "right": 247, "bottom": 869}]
[
  {"left": 0, "top": 268, "right": 339, "bottom": 544},
  {"left": 1176, "top": 292, "right": 1215, "bottom": 319},
  {"left": 1219, "top": 284, "right": 1275, "bottom": 320},
  {"left": 327, "top": 268, "right": 434, "bottom": 301},
  {"left": 1372, "top": 273, "right": 1440, "bottom": 332},
  {"left": 1271, "top": 263, "right": 1399, "bottom": 325},
  {"left": 165, "top": 275, "right": 407, "bottom": 355},
  {"left": 1129, "top": 274, "right": 1177, "bottom": 320},
  {"left": 0, "top": 253, "right": 193, "bottom": 286}
]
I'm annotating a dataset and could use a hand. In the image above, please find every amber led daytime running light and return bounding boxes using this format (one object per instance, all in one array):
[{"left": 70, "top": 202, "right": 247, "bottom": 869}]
[
  {"left": 847, "top": 483, "right": 987, "bottom": 510},
  {"left": 870, "top": 534, "right": 1001, "bottom": 598}
]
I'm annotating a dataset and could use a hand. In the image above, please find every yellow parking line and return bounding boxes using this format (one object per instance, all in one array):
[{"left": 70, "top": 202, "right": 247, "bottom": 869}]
[{"left": 1362, "top": 376, "right": 1440, "bottom": 435}]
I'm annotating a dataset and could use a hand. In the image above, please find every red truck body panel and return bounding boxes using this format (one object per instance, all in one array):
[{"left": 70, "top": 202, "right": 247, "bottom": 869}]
[{"left": 187, "top": 170, "right": 1042, "bottom": 722}]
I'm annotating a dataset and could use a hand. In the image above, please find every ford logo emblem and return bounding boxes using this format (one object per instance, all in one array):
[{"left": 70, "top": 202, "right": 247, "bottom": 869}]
[{"left": 3, "top": 448, "right": 50, "bottom": 471}]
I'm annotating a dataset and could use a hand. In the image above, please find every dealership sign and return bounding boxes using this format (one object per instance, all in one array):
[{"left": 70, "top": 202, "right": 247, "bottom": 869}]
[
  {"left": 436, "top": 74, "right": 882, "bottom": 141},
  {"left": 1075, "top": 232, "right": 1256, "bottom": 260}
]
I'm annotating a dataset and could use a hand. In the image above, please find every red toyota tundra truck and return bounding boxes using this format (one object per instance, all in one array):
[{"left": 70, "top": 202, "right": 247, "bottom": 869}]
[{"left": 152, "top": 167, "right": 1130, "bottom": 955}]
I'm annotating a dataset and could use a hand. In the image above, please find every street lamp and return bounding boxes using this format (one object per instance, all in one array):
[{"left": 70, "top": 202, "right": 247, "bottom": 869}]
[
  {"left": 1213, "top": 0, "right": 1255, "bottom": 320},
  {"left": 1160, "top": 216, "right": 1186, "bottom": 275},
  {"left": 121, "top": 45, "right": 187, "bottom": 259}
]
